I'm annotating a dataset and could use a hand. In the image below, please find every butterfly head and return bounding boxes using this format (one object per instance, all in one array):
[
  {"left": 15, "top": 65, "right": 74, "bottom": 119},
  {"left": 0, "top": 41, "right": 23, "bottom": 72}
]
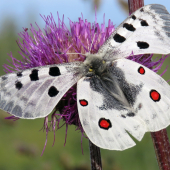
[{"left": 82, "top": 53, "right": 107, "bottom": 76}]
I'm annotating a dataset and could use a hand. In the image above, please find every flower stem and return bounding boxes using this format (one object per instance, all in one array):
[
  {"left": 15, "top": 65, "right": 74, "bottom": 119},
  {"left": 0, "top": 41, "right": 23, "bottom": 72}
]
[
  {"left": 128, "top": 0, "right": 144, "bottom": 14},
  {"left": 151, "top": 130, "right": 170, "bottom": 170},
  {"left": 89, "top": 140, "right": 102, "bottom": 170},
  {"left": 128, "top": 0, "right": 170, "bottom": 170}
]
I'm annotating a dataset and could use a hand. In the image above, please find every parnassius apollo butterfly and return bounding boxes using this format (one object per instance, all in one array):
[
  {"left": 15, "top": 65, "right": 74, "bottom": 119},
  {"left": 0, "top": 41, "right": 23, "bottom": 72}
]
[{"left": 1, "top": 4, "right": 170, "bottom": 150}]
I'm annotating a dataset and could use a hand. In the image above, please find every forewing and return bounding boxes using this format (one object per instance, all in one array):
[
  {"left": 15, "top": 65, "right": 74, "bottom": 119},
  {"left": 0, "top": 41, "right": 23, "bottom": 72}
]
[
  {"left": 113, "top": 58, "right": 170, "bottom": 132},
  {"left": 98, "top": 4, "right": 170, "bottom": 59},
  {"left": 0, "top": 62, "right": 82, "bottom": 119},
  {"left": 77, "top": 77, "right": 146, "bottom": 150}
]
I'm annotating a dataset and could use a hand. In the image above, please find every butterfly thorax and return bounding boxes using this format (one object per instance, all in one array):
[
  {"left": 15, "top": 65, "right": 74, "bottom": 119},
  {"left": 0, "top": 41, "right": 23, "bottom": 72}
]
[{"left": 80, "top": 54, "right": 136, "bottom": 113}]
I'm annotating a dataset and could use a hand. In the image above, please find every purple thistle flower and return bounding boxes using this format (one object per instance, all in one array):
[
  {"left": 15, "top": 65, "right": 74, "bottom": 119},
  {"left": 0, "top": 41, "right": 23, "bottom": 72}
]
[{"left": 3, "top": 12, "right": 168, "bottom": 154}]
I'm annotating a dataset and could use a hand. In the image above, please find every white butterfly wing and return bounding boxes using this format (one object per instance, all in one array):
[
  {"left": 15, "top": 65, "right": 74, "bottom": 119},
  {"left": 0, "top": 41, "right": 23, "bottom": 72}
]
[
  {"left": 98, "top": 4, "right": 170, "bottom": 59},
  {"left": 77, "top": 58, "right": 170, "bottom": 150},
  {"left": 0, "top": 62, "right": 82, "bottom": 119},
  {"left": 77, "top": 77, "right": 146, "bottom": 150},
  {"left": 114, "top": 58, "right": 170, "bottom": 132}
]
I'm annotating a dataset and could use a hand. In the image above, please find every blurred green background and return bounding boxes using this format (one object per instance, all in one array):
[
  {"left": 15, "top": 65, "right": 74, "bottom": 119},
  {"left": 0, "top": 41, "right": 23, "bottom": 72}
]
[{"left": 0, "top": 0, "right": 170, "bottom": 170}]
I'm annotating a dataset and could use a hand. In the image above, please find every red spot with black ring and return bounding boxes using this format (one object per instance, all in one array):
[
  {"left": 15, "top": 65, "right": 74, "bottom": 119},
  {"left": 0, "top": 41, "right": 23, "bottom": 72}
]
[
  {"left": 99, "top": 118, "right": 112, "bottom": 130},
  {"left": 138, "top": 66, "right": 145, "bottom": 74},
  {"left": 150, "top": 90, "right": 161, "bottom": 102},
  {"left": 79, "top": 99, "right": 88, "bottom": 106}
]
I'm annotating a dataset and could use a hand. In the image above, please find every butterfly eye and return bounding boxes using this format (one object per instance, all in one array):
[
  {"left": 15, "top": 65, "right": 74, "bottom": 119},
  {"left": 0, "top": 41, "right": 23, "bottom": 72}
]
[
  {"left": 89, "top": 65, "right": 93, "bottom": 72},
  {"left": 89, "top": 68, "right": 93, "bottom": 72}
]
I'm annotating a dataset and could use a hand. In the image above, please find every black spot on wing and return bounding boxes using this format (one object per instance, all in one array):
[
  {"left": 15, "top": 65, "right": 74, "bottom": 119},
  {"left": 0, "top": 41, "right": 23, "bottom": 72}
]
[
  {"left": 137, "top": 41, "right": 149, "bottom": 49},
  {"left": 131, "top": 15, "right": 136, "bottom": 20},
  {"left": 140, "top": 8, "right": 144, "bottom": 12},
  {"left": 127, "top": 112, "right": 135, "bottom": 117},
  {"left": 12, "top": 105, "right": 22, "bottom": 117},
  {"left": 17, "top": 72, "right": 22, "bottom": 77},
  {"left": 141, "top": 20, "right": 149, "bottom": 26},
  {"left": 30, "top": 69, "right": 39, "bottom": 81},
  {"left": 49, "top": 67, "right": 61, "bottom": 76},
  {"left": 123, "top": 23, "right": 136, "bottom": 31},
  {"left": 113, "top": 33, "right": 126, "bottom": 43},
  {"left": 121, "top": 115, "right": 126, "bottom": 118},
  {"left": 48, "top": 86, "right": 59, "bottom": 97},
  {"left": 15, "top": 81, "right": 23, "bottom": 90}
]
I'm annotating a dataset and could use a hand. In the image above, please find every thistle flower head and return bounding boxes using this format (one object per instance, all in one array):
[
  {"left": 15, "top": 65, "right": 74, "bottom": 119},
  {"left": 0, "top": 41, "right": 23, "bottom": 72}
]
[{"left": 4, "top": 12, "right": 167, "bottom": 154}]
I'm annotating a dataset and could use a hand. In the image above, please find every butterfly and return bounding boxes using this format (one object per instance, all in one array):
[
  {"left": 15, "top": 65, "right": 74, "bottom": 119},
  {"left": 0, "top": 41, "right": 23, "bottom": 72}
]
[{"left": 1, "top": 4, "right": 170, "bottom": 151}]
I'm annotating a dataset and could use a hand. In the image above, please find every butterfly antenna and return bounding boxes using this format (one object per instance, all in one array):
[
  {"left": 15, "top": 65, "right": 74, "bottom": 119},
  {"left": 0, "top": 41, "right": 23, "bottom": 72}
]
[
  {"left": 65, "top": 53, "right": 86, "bottom": 55},
  {"left": 55, "top": 51, "right": 86, "bottom": 56},
  {"left": 89, "top": 27, "right": 97, "bottom": 53},
  {"left": 63, "top": 52, "right": 86, "bottom": 56},
  {"left": 55, "top": 27, "right": 98, "bottom": 56}
]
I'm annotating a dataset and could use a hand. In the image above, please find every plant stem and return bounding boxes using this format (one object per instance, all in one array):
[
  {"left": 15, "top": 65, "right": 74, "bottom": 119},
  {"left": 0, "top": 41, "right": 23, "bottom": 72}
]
[
  {"left": 89, "top": 140, "right": 102, "bottom": 170},
  {"left": 151, "top": 130, "right": 170, "bottom": 170},
  {"left": 128, "top": 0, "right": 144, "bottom": 14},
  {"left": 128, "top": 0, "right": 170, "bottom": 170}
]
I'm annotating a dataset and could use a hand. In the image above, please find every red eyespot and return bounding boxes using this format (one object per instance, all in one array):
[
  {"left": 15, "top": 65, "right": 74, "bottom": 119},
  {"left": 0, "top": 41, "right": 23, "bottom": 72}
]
[
  {"left": 79, "top": 99, "right": 88, "bottom": 106},
  {"left": 138, "top": 66, "right": 145, "bottom": 74},
  {"left": 150, "top": 90, "right": 161, "bottom": 102},
  {"left": 99, "top": 118, "right": 112, "bottom": 130}
]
